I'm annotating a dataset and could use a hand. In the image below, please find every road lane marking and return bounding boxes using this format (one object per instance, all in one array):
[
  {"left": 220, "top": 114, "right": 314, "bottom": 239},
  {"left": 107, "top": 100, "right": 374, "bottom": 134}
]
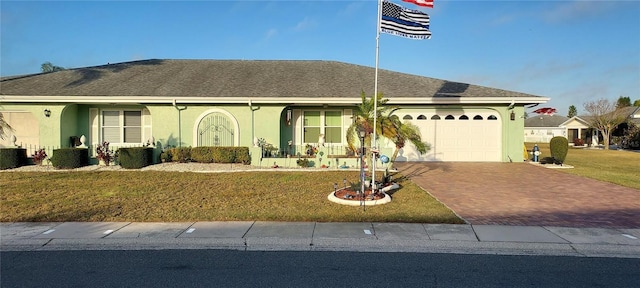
[
  {"left": 186, "top": 228, "right": 196, "bottom": 233},
  {"left": 103, "top": 230, "right": 114, "bottom": 235},
  {"left": 42, "top": 229, "right": 55, "bottom": 235},
  {"left": 622, "top": 234, "right": 638, "bottom": 240},
  {"left": 364, "top": 230, "right": 372, "bottom": 235}
]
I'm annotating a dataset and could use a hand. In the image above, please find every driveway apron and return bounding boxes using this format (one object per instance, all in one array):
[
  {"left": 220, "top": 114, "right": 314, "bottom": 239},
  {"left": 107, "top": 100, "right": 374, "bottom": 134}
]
[{"left": 394, "top": 162, "right": 640, "bottom": 228}]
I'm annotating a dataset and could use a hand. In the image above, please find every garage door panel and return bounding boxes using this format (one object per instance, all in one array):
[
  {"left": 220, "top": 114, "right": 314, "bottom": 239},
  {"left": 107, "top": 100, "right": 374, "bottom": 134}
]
[
  {"left": 398, "top": 110, "right": 501, "bottom": 162},
  {"left": 0, "top": 111, "right": 39, "bottom": 148}
]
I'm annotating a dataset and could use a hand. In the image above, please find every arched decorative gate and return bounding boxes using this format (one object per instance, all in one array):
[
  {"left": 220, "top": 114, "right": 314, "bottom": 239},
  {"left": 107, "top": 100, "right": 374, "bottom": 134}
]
[{"left": 197, "top": 112, "right": 234, "bottom": 146}]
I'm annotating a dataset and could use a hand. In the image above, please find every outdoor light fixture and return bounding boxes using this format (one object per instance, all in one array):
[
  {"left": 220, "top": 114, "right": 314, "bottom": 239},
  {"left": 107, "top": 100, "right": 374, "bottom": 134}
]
[
  {"left": 510, "top": 111, "right": 516, "bottom": 121},
  {"left": 44, "top": 109, "right": 51, "bottom": 117},
  {"left": 358, "top": 127, "right": 367, "bottom": 139}
]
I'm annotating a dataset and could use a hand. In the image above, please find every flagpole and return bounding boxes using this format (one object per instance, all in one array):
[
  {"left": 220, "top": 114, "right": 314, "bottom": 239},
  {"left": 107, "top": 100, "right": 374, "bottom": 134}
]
[{"left": 371, "top": 0, "right": 382, "bottom": 196}]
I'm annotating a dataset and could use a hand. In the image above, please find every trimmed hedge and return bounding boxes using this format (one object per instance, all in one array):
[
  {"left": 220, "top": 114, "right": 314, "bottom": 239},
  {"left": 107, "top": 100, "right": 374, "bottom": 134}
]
[
  {"left": 550, "top": 136, "right": 569, "bottom": 164},
  {"left": 51, "top": 148, "right": 89, "bottom": 169},
  {"left": 165, "top": 146, "right": 250, "bottom": 164},
  {"left": 171, "top": 147, "right": 192, "bottom": 163},
  {"left": 234, "top": 147, "right": 251, "bottom": 164},
  {"left": 191, "top": 147, "right": 216, "bottom": 163},
  {"left": 0, "top": 148, "right": 27, "bottom": 170},
  {"left": 119, "top": 147, "right": 154, "bottom": 169}
]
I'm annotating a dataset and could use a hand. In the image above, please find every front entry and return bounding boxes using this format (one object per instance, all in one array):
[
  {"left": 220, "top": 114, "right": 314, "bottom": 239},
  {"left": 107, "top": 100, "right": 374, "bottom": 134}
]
[{"left": 197, "top": 112, "right": 235, "bottom": 146}]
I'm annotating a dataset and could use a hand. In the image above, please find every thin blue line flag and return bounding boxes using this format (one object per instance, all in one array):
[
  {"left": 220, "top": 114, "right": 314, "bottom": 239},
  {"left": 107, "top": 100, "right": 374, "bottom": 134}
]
[{"left": 381, "top": 1, "right": 431, "bottom": 40}]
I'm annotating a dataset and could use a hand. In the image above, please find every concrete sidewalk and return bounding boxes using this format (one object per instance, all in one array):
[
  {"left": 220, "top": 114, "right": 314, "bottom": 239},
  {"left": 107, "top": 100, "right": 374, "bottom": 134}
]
[{"left": 2, "top": 222, "right": 639, "bottom": 258}]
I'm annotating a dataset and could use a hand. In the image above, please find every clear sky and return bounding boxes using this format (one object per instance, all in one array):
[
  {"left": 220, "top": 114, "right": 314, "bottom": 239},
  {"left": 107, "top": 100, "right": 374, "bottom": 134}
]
[{"left": 1, "top": 0, "right": 639, "bottom": 116}]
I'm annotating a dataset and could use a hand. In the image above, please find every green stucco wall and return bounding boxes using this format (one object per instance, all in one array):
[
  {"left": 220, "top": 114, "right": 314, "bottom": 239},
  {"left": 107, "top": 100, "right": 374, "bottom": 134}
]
[
  {"left": 146, "top": 104, "right": 288, "bottom": 149},
  {"left": 2, "top": 102, "right": 527, "bottom": 163}
]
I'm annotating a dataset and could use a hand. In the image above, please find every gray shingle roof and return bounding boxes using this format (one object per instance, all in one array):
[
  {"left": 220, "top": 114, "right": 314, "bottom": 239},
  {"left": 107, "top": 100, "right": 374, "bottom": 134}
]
[
  {"left": 1, "top": 59, "right": 543, "bottom": 99},
  {"left": 524, "top": 114, "right": 569, "bottom": 127}
]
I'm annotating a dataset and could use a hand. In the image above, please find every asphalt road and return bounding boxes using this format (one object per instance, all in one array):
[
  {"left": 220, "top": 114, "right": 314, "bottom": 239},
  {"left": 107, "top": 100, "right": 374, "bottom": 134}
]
[{"left": 2, "top": 250, "right": 639, "bottom": 287}]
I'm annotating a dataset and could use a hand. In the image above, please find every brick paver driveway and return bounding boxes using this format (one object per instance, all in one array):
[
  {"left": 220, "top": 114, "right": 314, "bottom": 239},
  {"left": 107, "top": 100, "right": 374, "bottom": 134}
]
[{"left": 394, "top": 162, "right": 640, "bottom": 228}]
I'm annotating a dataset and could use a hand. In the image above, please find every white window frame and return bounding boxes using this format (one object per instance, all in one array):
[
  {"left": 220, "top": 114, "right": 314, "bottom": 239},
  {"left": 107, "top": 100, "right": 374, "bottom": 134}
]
[
  {"left": 302, "top": 110, "right": 343, "bottom": 144},
  {"left": 100, "top": 109, "right": 143, "bottom": 145}
]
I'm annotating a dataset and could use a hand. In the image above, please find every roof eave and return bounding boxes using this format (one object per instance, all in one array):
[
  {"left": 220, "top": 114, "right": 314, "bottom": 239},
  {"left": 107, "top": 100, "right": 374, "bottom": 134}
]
[{"left": 0, "top": 95, "right": 549, "bottom": 105}]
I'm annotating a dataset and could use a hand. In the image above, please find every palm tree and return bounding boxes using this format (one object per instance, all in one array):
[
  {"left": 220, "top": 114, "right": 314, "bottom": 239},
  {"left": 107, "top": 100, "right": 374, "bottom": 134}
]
[
  {"left": 0, "top": 112, "right": 13, "bottom": 140},
  {"left": 389, "top": 120, "right": 429, "bottom": 163},
  {"left": 346, "top": 92, "right": 428, "bottom": 168}
]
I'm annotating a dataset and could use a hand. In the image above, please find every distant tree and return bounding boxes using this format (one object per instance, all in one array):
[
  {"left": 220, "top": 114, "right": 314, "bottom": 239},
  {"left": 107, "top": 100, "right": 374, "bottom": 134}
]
[
  {"left": 567, "top": 105, "right": 577, "bottom": 118},
  {"left": 583, "top": 99, "right": 628, "bottom": 150},
  {"left": 41, "top": 62, "right": 65, "bottom": 73},
  {"left": 633, "top": 99, "right": 640, "bottom": 106},
  {"left": 0, "top": 112, "right": 13, "bottom": 140},
  {"left": 616, "top": 96, "right": 632, "bottom": 109}
]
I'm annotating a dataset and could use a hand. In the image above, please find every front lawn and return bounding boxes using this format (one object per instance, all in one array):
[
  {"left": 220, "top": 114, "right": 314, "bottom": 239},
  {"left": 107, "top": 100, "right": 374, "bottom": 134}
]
[
  {"left": 526, "top": 143, "right": 640, "bottom": 190},
  {"left": 0, "top": 171, "right": 465, "bottom": 223}
]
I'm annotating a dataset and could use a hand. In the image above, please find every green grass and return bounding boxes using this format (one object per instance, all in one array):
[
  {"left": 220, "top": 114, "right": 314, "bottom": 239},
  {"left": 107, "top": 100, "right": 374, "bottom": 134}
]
[
  {"left": 526, "top": 143, "right": 640, "bottom": 190},
  {"left": 0, "top": 171, "right": 465, "bottom": 223}
]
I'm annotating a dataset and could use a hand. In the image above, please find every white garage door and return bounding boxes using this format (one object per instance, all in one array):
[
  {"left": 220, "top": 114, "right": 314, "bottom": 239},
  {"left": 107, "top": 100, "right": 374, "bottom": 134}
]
[
  {"left": 0, "top": 111, "right": 39, "bottom": 148},
  {"left": 396, "top": 110, "right": 502, "bottom": 162}
]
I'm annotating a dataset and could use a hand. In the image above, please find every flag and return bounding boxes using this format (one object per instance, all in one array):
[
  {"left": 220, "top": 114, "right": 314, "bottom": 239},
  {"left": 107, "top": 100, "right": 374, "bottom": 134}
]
[
  {"left": 403, "top": 0, "right": 434, "bottom": 8},
  {"left": 381, "top": 1, "right": 431, "bottom": 40},
  {"left": 533, "top": 107, "right": 557, "bottom": 116}
]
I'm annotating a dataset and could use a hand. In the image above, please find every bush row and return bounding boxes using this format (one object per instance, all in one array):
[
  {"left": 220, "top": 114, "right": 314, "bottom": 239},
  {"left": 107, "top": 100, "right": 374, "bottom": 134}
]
[
  {"left": 0, "top": 148, "right": 27, "bottom": 170},
  {"left": 161, "top": 146, "right": 251, "bottom": 164}
]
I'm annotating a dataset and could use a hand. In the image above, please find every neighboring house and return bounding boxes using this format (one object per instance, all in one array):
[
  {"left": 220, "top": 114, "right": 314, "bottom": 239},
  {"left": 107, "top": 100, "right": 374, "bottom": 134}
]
[
  {"left": 559, "top": 116, "right": 592, "bottom": 144},
  {"left": 0, "top": 59, "right": 548, "bottom": 165},
  {"left": 524, "top": 106, "right": 640, "bottom": 146},
  {"left": 627, "top": 106, "right": 640, "bottom": 125},
  {"left": 524, "top": 114, "right": 569, "bottom": 143}
]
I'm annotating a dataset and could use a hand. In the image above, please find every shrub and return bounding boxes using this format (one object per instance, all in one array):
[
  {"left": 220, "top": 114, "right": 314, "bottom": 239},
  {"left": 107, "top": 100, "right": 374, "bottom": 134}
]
[
  {"left": 550, "top": 136, "right": 569, "bottom": 164},
  {"left": 539, "top": 156, "right": 560, "bottom": 165},
  {"left": 296, "top": 158, "right": 310, "bottom": 168},
  {"left": 157, "top": 147, "right": 252, "bottom": 164},
  {"left": 118, "top": 147, "right": 154, "bottom": 169},
  {"left": 573, "top": 138, "right": 584, "bottom": 146},
  {"left": 50, "top": 148, "right": 89, "bottom": 169},
  {"left": 620, "top": 123, "right": 640, "bottom": 149},
  {"left": 96, "top": 141, "right": 116, "bottom": 165},
  {"left": 31, "top": 148, "right": 48, "bottom": 165},
  {"left": 191, "top": 147, "right": 215, "bottom": 163},
  {"left": 0, "top": 148, "right": 27, "bottom": 170},
  {"left": 214, "top": 147, "right": 238, "bottom": 163},
  {"left": 160, "top": 150, "right": 173, "bottom": 163},
  {"left": 171, "top": 147, "right": 191, "bottom": 163},
  {"left": 235, "top": 147, "right": 251, "bottom": 164}
]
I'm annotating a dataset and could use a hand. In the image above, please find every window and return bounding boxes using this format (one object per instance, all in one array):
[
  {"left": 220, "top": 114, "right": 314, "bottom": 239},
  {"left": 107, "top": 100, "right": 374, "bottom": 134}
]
[
  {"left": 459, "top": 115, "right": 469, "bottom": 120},
  {"left": 488, "top": 115, "right": 498, "bottom": 120},
  {"left": 417, "top": 115, "right": 427, "bottom": 120},
  {"left": 403, "top": 115, "right": 413, "bottom": 120},
  {"left": 324, "top": 111, "right": 342, "bottom": 143},
  {"left": 445, "top": 115, "right": 455, "bottom": 120},
  {"left": 431, "top": 115, "right": 441, "bottom": 120},
  {"left": 473, "top": 115, "right": 483, "bottom": 120},
  {"left": 303, "top": 111, "right": 320, "bottom": 143},
  {"left": 101, "top": 110, "right": 142, "bottom": 143},
  {"left": 304, "top": 111, "right": 342, "bottom": 144}
]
